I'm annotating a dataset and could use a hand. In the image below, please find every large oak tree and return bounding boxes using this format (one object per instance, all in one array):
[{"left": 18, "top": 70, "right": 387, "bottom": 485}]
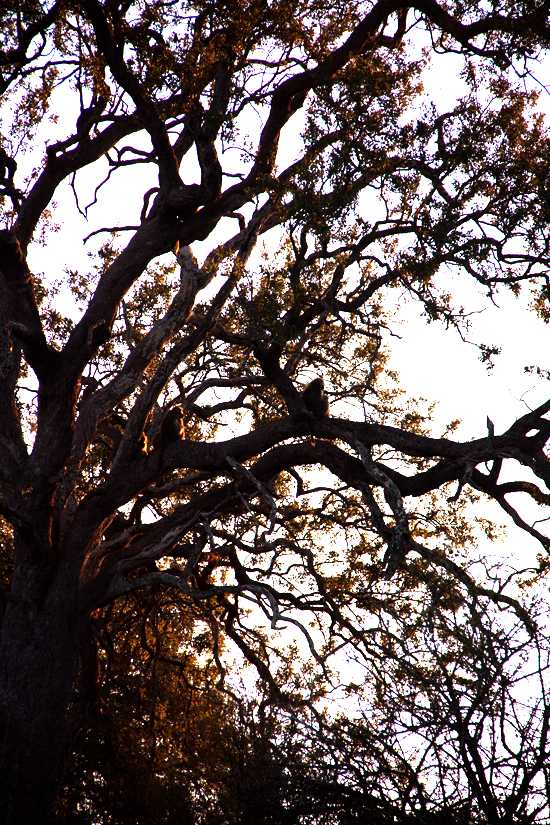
[{"left": 0, "top": 1, "right": 549, "bottom": 821}]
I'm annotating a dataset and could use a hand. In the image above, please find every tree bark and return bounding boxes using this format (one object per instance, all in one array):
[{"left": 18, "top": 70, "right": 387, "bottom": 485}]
[{"left": 0, "top": 557, "right": 80, "bottom": 825}]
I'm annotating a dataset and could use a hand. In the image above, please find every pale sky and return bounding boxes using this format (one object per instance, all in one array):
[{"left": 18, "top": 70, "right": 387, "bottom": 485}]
[{"left": 15, "top": 15, "right": 548, "bottom": 573}]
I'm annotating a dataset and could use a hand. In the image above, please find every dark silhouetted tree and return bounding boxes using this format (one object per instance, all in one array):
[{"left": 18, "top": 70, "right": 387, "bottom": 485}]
[{"left": 0, "top": 1, "right": 549, "bottom": 822}]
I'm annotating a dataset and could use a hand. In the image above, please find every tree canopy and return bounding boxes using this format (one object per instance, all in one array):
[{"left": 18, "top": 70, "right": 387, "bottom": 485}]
[{"left": 0, "top": 1, "right": 549, "bottom": 822}]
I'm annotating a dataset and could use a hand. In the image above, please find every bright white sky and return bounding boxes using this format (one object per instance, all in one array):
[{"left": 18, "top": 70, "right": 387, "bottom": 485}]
[
  {"left": 394, "top": 46, "right": 549, "bottom": 437},
  {"left": 16, "top": 16, "right": 548, "bottom": 572},
  {"left": 11, "top": 13, "right": 548, "bottom": 748},
  {"left": 388, "top": 47, "right": 549, "bottom": 568}
]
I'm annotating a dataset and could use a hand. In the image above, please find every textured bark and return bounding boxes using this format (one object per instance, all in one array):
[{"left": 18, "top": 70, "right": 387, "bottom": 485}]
[{"left": 0, "top": 558, "right": 79, "bottom": 824}]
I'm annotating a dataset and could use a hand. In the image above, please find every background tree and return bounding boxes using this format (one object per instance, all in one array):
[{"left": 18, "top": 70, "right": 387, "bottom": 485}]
[
  {"left": 0, "top": 1, "right": 549, "bottom": 822},
  {"left": 57, "top": 575, "right": 550, "bottom": 823}
]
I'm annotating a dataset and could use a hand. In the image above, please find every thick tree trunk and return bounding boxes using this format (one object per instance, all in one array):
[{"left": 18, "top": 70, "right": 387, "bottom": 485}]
[{"left": 0, "top": 560, "right": 80, "bottom": 825}]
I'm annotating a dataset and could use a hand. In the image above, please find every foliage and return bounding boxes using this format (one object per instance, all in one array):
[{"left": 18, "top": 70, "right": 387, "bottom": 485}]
[
  {"left": 0, "top": 1, "right": 549, "bottom": 822},
  {"left": 58, "top": 579, "right": 550, "bottom": 824}
]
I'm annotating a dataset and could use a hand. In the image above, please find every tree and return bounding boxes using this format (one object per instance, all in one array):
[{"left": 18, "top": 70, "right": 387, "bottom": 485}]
[
  {"left": 59, "top": 580, "right": 550, "bottom": 824},
  {"left": 0, "top": 0, "right": 549, "bottom": 821},
  {"left": 58, "top": 590, "right": 222, "bottom": 824},
  {"left": 313, "top": 574, "right": 550, "bottom": 825}
]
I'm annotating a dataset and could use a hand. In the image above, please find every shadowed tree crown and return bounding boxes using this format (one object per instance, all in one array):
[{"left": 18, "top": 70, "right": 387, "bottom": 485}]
[{"left": 0, "top": 1, "right": 549, "bottom": 822}]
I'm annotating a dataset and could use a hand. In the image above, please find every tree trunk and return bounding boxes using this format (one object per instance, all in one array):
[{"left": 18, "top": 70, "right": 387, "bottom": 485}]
[{"left": 0, "top": 559, "right": 80, "bottom": 825}]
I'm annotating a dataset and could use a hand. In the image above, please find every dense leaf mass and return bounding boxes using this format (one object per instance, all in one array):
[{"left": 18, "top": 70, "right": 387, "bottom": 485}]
[{"left": 0, "top": 1, "right": 549, "bottom": 823}]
